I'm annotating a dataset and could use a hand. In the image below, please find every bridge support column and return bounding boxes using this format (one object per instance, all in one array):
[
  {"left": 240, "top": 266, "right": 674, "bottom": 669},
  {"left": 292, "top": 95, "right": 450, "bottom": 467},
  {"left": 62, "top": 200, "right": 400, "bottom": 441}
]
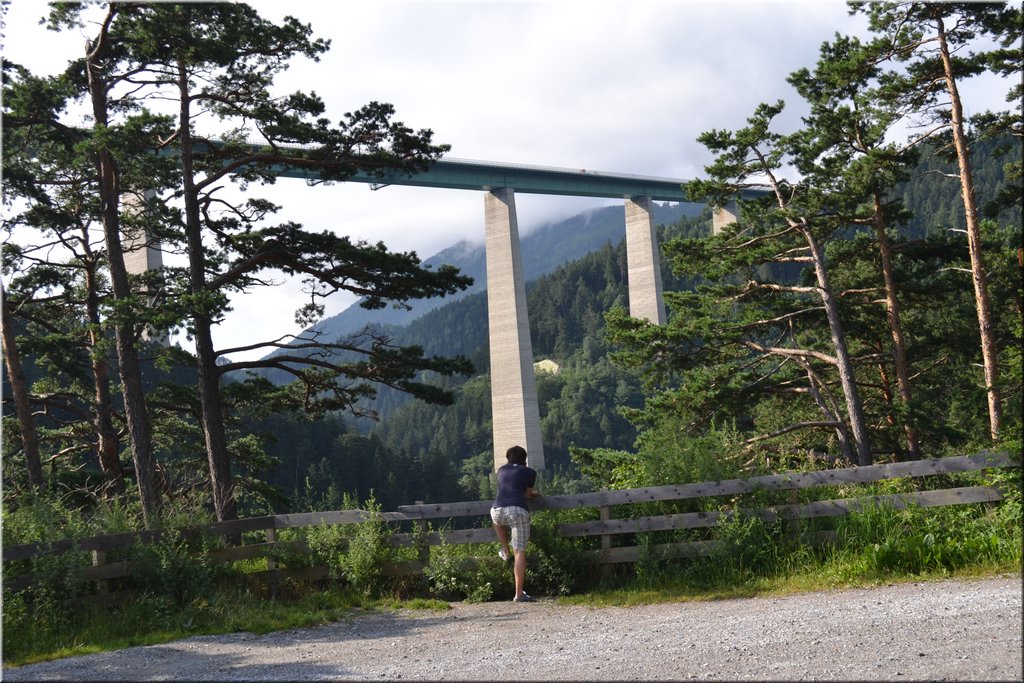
[
  {"left": 485, "top": 188, "right": 545, "bottom": 471},
  {"left": 712, "top": 199, "right": 739, "bottom": 234},
  {"left": 624, "top": 196, "right": 666, "bottom": 325},
  {"left": 122, "top": 190, "right": 169, "bottom": 346}
]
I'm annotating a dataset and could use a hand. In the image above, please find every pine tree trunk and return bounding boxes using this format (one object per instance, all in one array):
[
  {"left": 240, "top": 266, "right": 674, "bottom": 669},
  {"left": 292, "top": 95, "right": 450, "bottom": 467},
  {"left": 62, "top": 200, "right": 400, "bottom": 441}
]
[
  {"left": 84, "top": 259, "right": 126, "bottom": 495},
  {"left": 177, "top": 55, "right": 237, "bottom": 523},
  {"left": 804, "top": 227, "right": 874, "bottom": 465},
  {"left": 872, "top": 196, "right": 921, "bottom": 460},
  {"left": 1, "top": 284, "right": 45, "bottom": 492},
  {"left": 86, "top": 7, "right": 159, "bottom": 526},
  {"left": 936, "top": 15, "right": 1003, "bottom": 441},
  {"left": 802, "top": 361, "right": 855, "bottom": 464}
]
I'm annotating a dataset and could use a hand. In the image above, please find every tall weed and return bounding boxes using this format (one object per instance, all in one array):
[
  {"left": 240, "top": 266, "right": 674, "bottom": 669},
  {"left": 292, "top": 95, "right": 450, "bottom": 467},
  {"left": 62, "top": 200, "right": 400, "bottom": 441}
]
[
  {"left": 2, "top": 492, "right": 92, "bottom": 546},
  {"left": 338, "top": 498, "right": 416, "bottom": 597},
  {"left": 2, "top": 548, "right": 90, "bottom": 657}
]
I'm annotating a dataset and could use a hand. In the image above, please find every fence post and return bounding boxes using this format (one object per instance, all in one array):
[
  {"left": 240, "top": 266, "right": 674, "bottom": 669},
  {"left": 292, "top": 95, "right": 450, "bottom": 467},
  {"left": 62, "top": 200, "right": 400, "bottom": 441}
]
[
  {"left": 92, "top": 549, "right": 109, "bottom": 595},
  {"left": 599, "top": 500, "right": 612, "bottom": 582},
  {"left": 265, "top": 525, "right": 278, "bottom": 598},
  {"left": 414, "top": 501, "right": 429, "bottom": 564}
]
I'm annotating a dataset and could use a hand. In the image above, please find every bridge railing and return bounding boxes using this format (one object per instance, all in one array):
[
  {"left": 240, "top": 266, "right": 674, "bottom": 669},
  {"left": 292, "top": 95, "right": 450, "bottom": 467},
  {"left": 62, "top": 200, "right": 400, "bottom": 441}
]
[{"left": 3, "top": 452, "right": 1017, "bottom": 601}]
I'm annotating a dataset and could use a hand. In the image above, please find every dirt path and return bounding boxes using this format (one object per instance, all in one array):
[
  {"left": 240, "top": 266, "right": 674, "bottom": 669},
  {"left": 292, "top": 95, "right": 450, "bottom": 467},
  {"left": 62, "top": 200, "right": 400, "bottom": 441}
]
[{"left": 4, "top": 575, "right": 1020, "bottom": 681}]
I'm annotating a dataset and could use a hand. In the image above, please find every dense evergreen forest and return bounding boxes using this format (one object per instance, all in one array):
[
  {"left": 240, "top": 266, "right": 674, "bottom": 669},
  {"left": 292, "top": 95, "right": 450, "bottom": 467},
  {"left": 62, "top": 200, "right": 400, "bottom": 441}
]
[{"left": 3, "top": 2, "right": 1020, "bottom": 530}]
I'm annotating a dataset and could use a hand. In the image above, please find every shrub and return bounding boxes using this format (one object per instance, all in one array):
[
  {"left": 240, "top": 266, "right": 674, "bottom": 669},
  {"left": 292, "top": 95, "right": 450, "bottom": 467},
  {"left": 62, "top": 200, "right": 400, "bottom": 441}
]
[
  {"left": 126, "top": 530, "right": 229, "bottom": 607},
  {"left": 525, "top": 510, "right": 592, "bottom": 596},
  {"left": 304, "top": 520, "right": 351, "bottom": 579},
  {"left": 708, "top": 512, "right": 784, "bottom": 580},
  {"left": 2, "top": 492, "right": 91, "bottom": 546},
  {"left": 338, "top": 498, "right": 414, "bottom": 597},
  {"left": 423, "top": 537, "right": 498, "bottom": 603},
  {"left": 2, "top": 545, "right": 91, "bottom": 656}
]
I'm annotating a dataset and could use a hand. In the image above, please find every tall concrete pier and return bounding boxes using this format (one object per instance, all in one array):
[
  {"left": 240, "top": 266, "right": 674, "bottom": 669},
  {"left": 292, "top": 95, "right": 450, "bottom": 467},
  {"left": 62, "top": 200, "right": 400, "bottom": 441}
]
[
  {"left": 122, "top": 191, "right": 169, "bottom": 346},
  {"left": 712, "top": 199, "right": 739, "bottom": 234},
  {"left": 624, "top": 196, "right": 666, "bottom": 324},
  {"left": 485, "top": 188, "right": 545, "bottom": 471}
]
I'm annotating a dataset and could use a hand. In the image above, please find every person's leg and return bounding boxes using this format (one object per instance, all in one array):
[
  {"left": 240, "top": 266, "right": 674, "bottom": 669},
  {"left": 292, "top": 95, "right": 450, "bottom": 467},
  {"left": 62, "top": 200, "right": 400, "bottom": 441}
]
[
  {"left": 490, "top": 508, "right": 512, "bottom": 560},
  {"left": 509, "top": 510, "right": 531, "bottom": 600},
  {"left": 513, "top": 547, "right": 527, "bottom": 598},
  {"left": 492, "top": 523, "right": 511, "bottom": 559}
]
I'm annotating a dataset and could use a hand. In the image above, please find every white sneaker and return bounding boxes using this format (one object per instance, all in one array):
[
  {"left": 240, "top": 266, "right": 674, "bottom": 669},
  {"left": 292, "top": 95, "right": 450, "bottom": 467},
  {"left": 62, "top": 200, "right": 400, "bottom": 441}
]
[{"left": 498, "top": 549, "right": 510, "bottom": 561}]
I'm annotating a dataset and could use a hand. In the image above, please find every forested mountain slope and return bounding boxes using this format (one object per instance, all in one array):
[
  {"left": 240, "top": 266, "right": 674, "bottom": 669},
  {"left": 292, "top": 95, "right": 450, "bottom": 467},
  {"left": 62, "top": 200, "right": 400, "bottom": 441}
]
[
  {"left": 285, "top": 201, "right": 701, "bottom": 345},
  {"left": 898, "top": 136, "right": 1021, "bottom": 237}
]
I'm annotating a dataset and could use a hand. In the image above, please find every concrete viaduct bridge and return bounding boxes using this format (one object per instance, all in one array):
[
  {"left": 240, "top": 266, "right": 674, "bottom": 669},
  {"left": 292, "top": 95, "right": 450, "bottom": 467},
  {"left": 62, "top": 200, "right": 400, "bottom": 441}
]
[
  {"left": 129, "top": 155, "right": 741, "bottom": 472},
  {"left": 334, "top": 157, "right": 742, "bottom": 471}
]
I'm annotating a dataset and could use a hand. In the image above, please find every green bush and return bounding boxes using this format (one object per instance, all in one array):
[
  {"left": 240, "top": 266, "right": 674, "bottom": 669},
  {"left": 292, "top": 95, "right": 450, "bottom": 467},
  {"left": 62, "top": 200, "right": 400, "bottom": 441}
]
[
  {"left": 2, "top": 493, "right": 89, "bottom": 624},
  {"left": 304, "top": 520, "right": 351, "bottom": 578},
  {"left": 525, "top": 510, "right": 592, "bottom": 596},
  {"left": 338, "top": 498, "right": 415, "bottom": 597},
  {"left": 2, "top": 545, "right": 91, "bottom": 657},
  {"left": 2, "top": 492, "right": 92, "bottom": 546},
  {"left": 126, "top": 530, "right": 229, "bottom": 606},
  {"left": 423, "top": 537, "right": 498, "bottom": 602}
]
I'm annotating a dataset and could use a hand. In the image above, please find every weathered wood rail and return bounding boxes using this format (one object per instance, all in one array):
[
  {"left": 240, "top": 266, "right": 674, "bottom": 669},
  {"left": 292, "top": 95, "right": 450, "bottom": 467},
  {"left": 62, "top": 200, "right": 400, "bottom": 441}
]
[{"left": 3, "top": 452, "right": 1017, "bottom": 596}]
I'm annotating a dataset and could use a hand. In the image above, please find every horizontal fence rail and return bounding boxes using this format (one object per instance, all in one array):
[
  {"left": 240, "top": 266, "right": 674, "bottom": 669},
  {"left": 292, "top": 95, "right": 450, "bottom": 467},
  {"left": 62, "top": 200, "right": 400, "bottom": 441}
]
[
  {"left": 4, "top": 452, "right": 1017, "bottom": 598},
  {"left": 396, "top": 451, "right": 1017, "bottom": 519}
]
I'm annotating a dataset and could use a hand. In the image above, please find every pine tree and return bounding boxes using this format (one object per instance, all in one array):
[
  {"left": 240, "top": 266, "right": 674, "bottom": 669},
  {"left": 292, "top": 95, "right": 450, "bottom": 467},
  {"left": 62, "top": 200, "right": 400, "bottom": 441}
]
[
  {"left": 677, "top": 101, "right": 874, "bottom": 464},
  {"left": 787, "top": 33, "right": 922, "bottom": 459},
  {"left": 852, "top": 1, "right": 1020, "bottom": 441},
  {"left": 2, "top": 55, "right": 175, "bottom": 508},
  {"left": 47, "top": 3, "right": 472, "bottom": 521}
]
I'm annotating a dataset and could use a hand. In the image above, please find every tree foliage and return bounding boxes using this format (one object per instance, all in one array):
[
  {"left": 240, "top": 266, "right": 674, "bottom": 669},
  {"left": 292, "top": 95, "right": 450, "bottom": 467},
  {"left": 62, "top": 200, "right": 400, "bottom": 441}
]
[{"left": 3, "top": 3, "right": 473, "bottom": 523}]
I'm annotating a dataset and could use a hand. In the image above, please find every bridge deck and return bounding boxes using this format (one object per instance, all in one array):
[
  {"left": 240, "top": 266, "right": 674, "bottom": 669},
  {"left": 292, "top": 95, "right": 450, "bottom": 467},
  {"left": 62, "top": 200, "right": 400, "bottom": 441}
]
[
  {"left": 269, "top": 153, "right": 693, "bottom": 201},
  {"left": 206, "top": 141, "right": 767, "bottom": 202}
]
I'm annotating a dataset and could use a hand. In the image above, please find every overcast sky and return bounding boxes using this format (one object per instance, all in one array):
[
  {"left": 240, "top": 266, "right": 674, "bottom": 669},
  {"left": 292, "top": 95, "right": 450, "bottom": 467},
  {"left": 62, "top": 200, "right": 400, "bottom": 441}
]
[{"left": 1, "top": 1, "right": 1013, "bottom": 358}]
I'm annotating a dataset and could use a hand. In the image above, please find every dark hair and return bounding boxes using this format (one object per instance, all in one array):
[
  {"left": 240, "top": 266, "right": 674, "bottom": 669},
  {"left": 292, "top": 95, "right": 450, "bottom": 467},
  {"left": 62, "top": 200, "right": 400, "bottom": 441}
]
[{"left": 506, "top": 445, "right": 527, "bottom": 465}]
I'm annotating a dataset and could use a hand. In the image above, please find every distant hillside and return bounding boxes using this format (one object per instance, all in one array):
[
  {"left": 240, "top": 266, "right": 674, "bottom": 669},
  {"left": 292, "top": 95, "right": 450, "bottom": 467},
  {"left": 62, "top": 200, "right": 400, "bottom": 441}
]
[
  {"left": 361, "top": 214, "right": 712, "bottom": 420},
  {"left": 293, "top": 201, "right": 701, "bottom": 343}
]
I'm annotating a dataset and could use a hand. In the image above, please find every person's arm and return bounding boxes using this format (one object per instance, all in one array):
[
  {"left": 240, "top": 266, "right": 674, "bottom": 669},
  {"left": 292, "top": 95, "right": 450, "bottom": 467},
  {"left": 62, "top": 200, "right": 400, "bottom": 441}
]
[{"left": 525, "top": 486, "right": 539, "bottom": 497}]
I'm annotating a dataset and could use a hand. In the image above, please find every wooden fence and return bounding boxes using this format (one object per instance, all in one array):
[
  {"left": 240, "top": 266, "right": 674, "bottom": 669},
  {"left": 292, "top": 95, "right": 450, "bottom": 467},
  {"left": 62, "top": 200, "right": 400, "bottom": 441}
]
[{"left": 3, "top": 452, "right": 1017, "bottom": 599}]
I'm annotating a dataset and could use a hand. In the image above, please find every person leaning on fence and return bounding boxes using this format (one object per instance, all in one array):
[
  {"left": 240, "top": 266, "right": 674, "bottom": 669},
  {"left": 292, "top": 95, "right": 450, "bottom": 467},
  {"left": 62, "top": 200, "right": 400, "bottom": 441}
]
[{"left": 490, "top": 445, "right": 539, "bottom": 602}]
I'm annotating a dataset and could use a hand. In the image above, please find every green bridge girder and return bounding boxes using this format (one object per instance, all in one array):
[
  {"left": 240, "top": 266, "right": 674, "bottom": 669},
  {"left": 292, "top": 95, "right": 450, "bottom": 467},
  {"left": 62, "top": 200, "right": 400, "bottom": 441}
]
[
  {"left": 204, "top": 141, "right": 765, "bottom": 202},
  {"left": 314, "top": 157, "right": 691, "bottom": 201},
  {"left": 245, "top": 144, "right": 691, "bottom": 200}
]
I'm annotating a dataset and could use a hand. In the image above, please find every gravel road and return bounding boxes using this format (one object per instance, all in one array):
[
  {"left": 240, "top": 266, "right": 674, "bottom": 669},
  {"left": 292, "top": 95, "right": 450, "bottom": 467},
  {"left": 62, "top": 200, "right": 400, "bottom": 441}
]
[{"left": 4, "top": 575, "right": 1020, "bottom": 681}]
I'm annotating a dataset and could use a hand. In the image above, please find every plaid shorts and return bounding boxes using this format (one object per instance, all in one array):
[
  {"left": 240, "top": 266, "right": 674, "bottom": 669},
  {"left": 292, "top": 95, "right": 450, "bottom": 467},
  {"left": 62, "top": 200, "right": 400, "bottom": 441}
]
[{"left": 490, "top": 506, "right": 531, "bottom": 551}]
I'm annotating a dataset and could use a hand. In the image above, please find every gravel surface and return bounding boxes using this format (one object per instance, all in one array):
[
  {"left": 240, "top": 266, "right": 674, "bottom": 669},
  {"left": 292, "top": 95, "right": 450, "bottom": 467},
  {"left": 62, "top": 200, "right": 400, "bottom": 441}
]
[{"left": 4, "top": 575, "right": 1020, "bottom": 681}]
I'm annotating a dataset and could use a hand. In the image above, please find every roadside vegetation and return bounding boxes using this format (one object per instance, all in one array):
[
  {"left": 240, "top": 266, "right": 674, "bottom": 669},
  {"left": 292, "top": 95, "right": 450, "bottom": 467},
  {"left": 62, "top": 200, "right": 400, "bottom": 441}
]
[{"left": 4, "top": 457, "right": 1019, "bottom": 667}]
